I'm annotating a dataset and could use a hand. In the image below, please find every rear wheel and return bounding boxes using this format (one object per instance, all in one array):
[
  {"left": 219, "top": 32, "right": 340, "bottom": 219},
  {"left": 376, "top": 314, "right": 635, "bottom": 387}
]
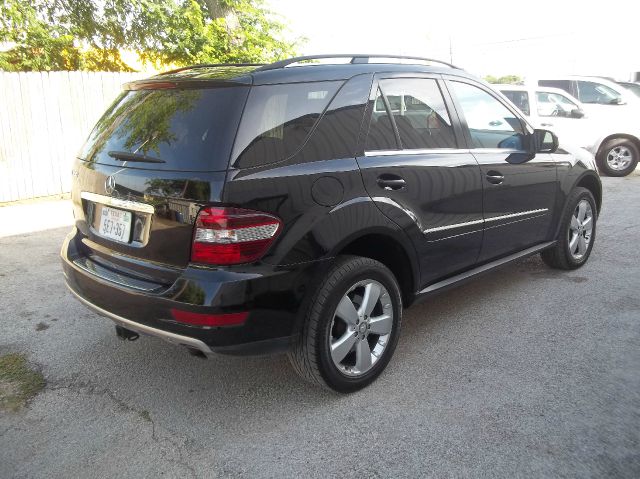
[
  {"left": 596, "top": 138, "right": 639, "bottom": 177},
  {"left": 288, "top": 256, "right": 402, "bottom": 393},
  {"left": 541, "top": 187, "right": 597, "bottom": 270}
]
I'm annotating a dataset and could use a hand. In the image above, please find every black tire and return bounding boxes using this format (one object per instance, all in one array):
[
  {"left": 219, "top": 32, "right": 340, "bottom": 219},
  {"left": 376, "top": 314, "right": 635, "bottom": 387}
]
[
  {"left": 288, "top": 255, "right": 402, "bottom": 393},
  {"left": 541, "top": 187, "right": 597, "bottom": 270},
  {"left": 596, "top": 138, "right": 639, "bottom": 177}
]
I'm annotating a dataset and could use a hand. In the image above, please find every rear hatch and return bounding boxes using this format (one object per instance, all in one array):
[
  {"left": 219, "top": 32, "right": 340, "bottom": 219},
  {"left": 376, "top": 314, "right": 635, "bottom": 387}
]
[{"left": 71, "top": 70, "right": 252, "bottom": 287}]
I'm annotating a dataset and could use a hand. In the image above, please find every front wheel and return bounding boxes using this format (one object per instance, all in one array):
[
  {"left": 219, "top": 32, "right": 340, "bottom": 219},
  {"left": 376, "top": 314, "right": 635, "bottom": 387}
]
[
  {"left": 288, "top": 256, "right": 402, "bottom": 393},
  {"left": 541, "top": 187, "right": 597, "bottom": 270},
  {"left": 596, "top": 138, "right": 639, "bottom": 177}
]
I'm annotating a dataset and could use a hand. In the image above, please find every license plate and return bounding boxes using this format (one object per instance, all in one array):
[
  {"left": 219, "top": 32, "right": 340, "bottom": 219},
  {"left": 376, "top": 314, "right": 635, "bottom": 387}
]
[{"left": 98, "top": 206, "right": 132, "bottom": 243}]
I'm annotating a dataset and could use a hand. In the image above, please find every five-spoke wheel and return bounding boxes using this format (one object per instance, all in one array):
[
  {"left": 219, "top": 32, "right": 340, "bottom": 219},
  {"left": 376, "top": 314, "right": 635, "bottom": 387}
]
[
  {"left": 567, "top": 199, "right": 594, "bottom": 260},
  {"left": 288, "top": 256, "right": 402, "bottom": 393},
  {"left": 542, "top": 187, "right": 597, "bottom": 270},
  {"left": 330, "top": 280, "right": 394, "bottom": 376}
]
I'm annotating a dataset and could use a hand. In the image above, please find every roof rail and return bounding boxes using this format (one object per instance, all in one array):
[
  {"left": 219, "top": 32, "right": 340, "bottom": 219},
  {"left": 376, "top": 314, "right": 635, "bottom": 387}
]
[
  {"left": 254, "top": 54, "right": 461, "bottom": 72},
  {"left": 160, "top": 63, "right": 265, "bottom": 75}
]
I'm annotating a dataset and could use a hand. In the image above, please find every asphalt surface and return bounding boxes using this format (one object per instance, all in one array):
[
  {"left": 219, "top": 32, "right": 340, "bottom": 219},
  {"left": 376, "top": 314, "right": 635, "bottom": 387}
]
[{"left": 1, "top": 172, "right": 639, "bottom": 478}]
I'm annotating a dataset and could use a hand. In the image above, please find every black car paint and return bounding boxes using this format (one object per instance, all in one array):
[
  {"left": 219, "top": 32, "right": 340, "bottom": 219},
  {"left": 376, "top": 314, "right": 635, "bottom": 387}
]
[{"left": 61, "top": 62, "right": 601, "bottom": 355}]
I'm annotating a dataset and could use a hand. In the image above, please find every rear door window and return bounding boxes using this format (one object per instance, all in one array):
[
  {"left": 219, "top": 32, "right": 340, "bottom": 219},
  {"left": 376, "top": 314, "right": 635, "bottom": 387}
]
[
  {"left": 79, "top": 87, "right": 249, "bottom": 171},
  {"left": 232, "top": 81, "right": 342, "bottom": 168},
  {"left": 379, "top": 78, "right": 456, "bottom": 149},
  {"left": 366, "top": 88, "right": 399, "bottom": 151}
]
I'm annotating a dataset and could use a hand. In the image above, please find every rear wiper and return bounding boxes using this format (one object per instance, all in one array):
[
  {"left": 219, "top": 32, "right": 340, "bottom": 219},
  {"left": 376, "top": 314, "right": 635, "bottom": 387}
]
[{"left": 108, "top": 151, "right": 165, "bottom": 163}]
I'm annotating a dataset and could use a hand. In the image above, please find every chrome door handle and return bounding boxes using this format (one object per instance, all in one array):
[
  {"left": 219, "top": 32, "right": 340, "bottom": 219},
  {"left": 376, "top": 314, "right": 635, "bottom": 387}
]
[
  {"left": 377, "top": 176, "right": 406, "bottom": 190},
  {"left": 486, "top": 171, "right": 504, "bottom": 185}
]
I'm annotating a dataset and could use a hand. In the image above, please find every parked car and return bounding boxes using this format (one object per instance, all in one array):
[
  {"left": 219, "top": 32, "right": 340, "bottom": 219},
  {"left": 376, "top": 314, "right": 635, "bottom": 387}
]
[
  {"left": 536, "top": 76, "right": 640, "bottom": 109},
  {"left": 617, "top": 81, "right": 640, "bottom": 98},
  {"left": 499, "top": 84, "right": 640, "bottom": 176},
  {"left": 62, "top": 55, "right": 602, "bottom": 392}
]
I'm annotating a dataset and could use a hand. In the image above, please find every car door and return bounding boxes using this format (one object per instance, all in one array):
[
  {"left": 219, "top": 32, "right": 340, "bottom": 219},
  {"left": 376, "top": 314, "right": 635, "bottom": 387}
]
[
  {"left": 446, "top": 79, "right": 557, "bottom": 263},
  {"left": 357, "top": 74, "right": 484, "bottom": 287}
]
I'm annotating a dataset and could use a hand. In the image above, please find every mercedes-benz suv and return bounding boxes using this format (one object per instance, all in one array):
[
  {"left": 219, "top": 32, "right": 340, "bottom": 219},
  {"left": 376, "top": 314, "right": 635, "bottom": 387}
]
[{"left": 61, "top": 55, "right": 602, "bottom": 392}]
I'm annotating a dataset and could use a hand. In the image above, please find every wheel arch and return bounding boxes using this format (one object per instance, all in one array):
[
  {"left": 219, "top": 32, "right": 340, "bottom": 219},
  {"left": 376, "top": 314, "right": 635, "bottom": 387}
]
[
  {"left": 595, "top": 133, "right": 640, "bottom": 159},
  {"left": 331, "top": 229, "right": 418, "bottom": 306},
  {"left": 575, "top": 172, "right": 602, "bottom": 213}
]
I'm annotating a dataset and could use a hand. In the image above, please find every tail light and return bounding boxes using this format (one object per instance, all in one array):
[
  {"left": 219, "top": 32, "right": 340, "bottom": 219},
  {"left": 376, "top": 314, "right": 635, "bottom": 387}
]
[{"left": 191, "top": 207, "right": 282, "bottom": 265}]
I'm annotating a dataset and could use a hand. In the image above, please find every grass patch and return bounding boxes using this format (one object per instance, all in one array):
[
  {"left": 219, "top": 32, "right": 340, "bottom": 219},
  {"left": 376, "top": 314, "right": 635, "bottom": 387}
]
[{"left": 0, "top": 353, "right": 45, "bottom": 412}]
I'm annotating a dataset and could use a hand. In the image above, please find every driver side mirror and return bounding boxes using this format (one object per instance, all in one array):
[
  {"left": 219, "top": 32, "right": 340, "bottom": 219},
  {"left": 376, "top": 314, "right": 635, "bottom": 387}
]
[
  {"left": 570, "top": 108, "right": 585, "bottom": 119},
  {"left": 534, "top": 129, "right": 559, "bottom": 153}
]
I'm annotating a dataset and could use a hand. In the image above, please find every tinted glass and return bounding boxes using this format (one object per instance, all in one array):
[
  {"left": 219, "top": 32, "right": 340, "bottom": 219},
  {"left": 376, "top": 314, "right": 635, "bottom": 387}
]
[
  {"left": 576, "top": 81, "right": 622, "bottom": 104},
  {"left": 232, "top": 81, "right": 341, "bottom": 168},
  {"left": 536, "top": 92, "right": 579, "bottom": 117},
  {"left": 450, "top": 81, "right": 526, "bottom": 150},
  {"left": 366, "top": 88, "right": 398, "bottom": 151},
  {"left": 538, "top": 80, "right": 572, "bottom": 94},
  {"left": 79, "top": 87, "right": 249, "bottom": 171},
  {"left": 379, "top": 79, "right": 456, "bottom": 149},
  {"left": 292, "top": 74, "right": 369, "bottom": 163},
  {"left": 501, "top": 90, "right": 530, "bottom": 116}
]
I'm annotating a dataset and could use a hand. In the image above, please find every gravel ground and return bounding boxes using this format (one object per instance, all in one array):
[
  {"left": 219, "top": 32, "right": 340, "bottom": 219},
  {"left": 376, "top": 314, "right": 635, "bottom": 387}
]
[{"left": 1, "top": 173, "right": 639, "bottom": 478}]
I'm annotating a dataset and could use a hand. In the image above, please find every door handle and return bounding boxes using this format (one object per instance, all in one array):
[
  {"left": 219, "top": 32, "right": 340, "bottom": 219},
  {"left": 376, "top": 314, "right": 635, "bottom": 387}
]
[
  {"left": 486, "top": 171, "right": 504, "bottom": 185},
  {"left": 377, "top": 175, "right": 406, "bottom": 190},
  {"left": 540, "top": 122, "right": 554, "bottom": 127}
]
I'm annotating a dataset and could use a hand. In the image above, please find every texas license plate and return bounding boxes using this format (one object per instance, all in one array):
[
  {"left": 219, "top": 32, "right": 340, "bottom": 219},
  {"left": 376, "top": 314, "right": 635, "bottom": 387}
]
[{"left": 98, "top": 206, "right": 132, "bottom": 243}]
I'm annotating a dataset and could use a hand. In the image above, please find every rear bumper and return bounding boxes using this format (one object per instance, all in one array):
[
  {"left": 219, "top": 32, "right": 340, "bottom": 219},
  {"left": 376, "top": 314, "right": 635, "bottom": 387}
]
[
  {"left": 66, "top": 284, "right": 214, "bottom": 354},
  {"left": 61, "top": 229, "right": 329, "bottom": 355}
]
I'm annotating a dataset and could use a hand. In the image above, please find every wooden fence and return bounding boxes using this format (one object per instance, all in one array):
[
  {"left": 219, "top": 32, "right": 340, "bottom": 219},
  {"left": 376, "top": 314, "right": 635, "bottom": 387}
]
[{"left": 0, "top": 71, "right": 145, "bottom": 202}]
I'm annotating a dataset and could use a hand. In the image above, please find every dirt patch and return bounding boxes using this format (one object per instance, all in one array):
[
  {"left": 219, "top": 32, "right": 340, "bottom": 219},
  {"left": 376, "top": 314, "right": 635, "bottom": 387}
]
[
  {"left": 0, "top": 353, "right": 45, "bottom": 412},
  {"left": 35, "top": 322, "right": 49, "bottom": 331}
]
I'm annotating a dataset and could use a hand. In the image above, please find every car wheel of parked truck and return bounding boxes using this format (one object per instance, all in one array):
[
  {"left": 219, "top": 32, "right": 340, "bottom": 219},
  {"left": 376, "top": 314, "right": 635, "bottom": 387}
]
[
  {"left": 596, "top": 138, "right": 639, "bottom": 177},
  {"left": 61, "top": 54, "right": 603, "bottom": 393}
]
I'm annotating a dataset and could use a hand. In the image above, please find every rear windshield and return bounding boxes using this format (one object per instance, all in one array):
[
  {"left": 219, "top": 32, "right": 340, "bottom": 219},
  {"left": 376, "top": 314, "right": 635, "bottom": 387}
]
[{"left": 79, "top": 86, "right": 249, "bottom": 171}]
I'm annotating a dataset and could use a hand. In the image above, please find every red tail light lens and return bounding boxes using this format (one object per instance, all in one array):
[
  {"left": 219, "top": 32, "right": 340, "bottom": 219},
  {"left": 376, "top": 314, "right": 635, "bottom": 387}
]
[
  {"left": 191, "top": 207, "right": 282, "bottom": 265},
  {"left": 170, "top": 309, "right": 248, "bottom": 327}
]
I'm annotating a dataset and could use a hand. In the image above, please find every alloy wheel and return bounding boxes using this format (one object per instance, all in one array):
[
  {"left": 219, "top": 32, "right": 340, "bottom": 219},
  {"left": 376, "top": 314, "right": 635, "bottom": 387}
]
[
  {"left": 568, "top": 199, "right": 593, "bottom": 260},
  {"left": 329, "top": 280, "right": 393, "bottom": 377},
  {"left": 606, "top": 146, "right": 633, "bottom": 171}
]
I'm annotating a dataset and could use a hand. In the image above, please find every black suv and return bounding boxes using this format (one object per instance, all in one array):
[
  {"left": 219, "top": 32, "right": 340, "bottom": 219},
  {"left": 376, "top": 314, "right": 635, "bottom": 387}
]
[{"left": 62, "top": 55, "right": 602, "bottom": 392}]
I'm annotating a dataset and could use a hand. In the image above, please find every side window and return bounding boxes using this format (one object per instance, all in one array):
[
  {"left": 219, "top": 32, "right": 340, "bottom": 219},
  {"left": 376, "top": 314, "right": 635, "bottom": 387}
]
[
  {"left": 576, "top": 81, "right": 622, "bottom": 105},
  {"left": 366, "top": 88, "right": 398, "bottom": 151},
  {"left": 536, "top": 92, "right": 580, "bottom": 117},
  {"left": 379, "top": 78, "right": 456, "bottom": 149},
  {"left": 538, "top": 80, "right": 572, "bottom": 95},
  {"left": 232, "top": 81, "right": 341, "bottom": 168},
  {"left": 294, "top": 74, "right": 369, "bottom": 163},
  {"left": 450, "top": 81, "right": 526, "bottom": 150},
  {"left": 501, "top": 90, "right": 530, "bottom": 116}
]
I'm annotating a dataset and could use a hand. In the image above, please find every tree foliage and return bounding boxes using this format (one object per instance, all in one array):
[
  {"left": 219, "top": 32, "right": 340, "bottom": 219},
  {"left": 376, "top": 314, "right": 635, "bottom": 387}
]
[
  {"left": 0, "top": 0, "right": 298, "bottom": 71},
  {"left": 484, "top": 74, "right": 523, "bottom": 85}
]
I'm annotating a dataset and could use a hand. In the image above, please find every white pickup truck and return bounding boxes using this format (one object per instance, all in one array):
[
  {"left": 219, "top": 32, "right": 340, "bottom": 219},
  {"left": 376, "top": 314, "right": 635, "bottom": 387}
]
[{"left": 496, "top": 84, "right": 640, "bottom": 176}]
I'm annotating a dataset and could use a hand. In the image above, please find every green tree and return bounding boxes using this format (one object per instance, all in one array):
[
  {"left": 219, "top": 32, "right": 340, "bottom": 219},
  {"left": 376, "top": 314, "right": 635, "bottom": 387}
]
[
  {"left": 484, "top": 74, "right": 523, "bottom": 85},
  {"left": 0, "top": 0, "right": 298, "bottom": 71}
]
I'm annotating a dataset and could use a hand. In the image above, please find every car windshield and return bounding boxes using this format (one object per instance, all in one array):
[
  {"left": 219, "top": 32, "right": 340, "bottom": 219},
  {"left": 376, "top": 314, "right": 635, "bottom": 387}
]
[{"left": 577, "top": 81, "right": 624, "bottom": 105}]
